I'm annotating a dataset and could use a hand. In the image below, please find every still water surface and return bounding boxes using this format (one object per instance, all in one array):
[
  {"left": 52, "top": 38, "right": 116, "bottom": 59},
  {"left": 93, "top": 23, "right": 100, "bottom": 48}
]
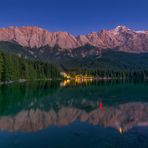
[{"left": 0, "top": 80, "right": 147, "bottom": 148}]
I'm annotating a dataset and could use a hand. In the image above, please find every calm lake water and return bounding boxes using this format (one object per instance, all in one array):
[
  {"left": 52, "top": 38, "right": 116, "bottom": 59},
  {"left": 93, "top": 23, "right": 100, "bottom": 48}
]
[{"left": 0, "top": 80, "right": 148, "bottom": 148}]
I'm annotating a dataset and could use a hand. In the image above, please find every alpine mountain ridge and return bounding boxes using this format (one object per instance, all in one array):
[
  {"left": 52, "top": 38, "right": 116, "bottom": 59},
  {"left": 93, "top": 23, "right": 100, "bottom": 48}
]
[{"left": 0, "top": 25, "right": 148, "bottom": 53}]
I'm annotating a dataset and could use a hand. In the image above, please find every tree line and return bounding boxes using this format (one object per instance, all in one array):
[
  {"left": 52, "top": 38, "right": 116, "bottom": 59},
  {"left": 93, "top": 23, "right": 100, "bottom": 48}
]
[
  {"left": 69, "top": 68, "right": 148, "bottom": 80},
  {"left": 0, "top": 51, "right": 60, "bottom": 82}
]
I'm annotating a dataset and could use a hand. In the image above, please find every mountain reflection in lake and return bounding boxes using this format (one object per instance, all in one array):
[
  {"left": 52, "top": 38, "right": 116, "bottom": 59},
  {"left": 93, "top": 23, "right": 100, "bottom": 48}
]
[{"left": 0, "top": 80, "right": 147, "bottom": 148}]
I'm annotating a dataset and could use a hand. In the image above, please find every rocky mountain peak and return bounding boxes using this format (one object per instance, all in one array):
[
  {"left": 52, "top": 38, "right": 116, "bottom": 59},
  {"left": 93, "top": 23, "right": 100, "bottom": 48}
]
[
  {"left": 0, "top": 26, "right": 148, "bottom": 53},
  {"left": 115, "top": 25, "right": 129, "bottom": 30}
]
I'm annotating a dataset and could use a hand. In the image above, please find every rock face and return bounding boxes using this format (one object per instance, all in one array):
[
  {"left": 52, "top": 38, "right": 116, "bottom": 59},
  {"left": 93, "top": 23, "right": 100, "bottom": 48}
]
[
  {"left": 0, "top": 25, "right": 148, "bottom": 52},
  {"left": 0, "top": 26, "right": 79, "bottom": 49}
]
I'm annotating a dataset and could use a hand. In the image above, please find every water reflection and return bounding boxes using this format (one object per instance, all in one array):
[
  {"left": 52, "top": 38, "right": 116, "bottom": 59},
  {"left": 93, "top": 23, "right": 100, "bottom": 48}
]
[
  {"left": 0, "top": 102, "right": 147, "bottom": 132},
  {"left": 0, "top": 80, "right": 147, "bottom": 132},
  {"left": 0, "top": 122, "right": 147, "bottom": 148},
  {"left": 0, "top": 80, "right": 148, "bottom": 147},
  {"left": 0, "top": 80, "right": 148, "bottom": 115}
]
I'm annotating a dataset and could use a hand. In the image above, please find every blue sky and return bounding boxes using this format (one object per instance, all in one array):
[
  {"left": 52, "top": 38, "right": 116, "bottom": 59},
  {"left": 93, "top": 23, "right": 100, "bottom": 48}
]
[{"left": 0, "top": 0, "right": 148, "bottom": 35}]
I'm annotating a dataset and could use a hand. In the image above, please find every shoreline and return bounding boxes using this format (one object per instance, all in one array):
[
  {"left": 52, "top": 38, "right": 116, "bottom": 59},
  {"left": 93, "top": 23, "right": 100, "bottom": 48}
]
[{"left": 0, "top": 78, "right": 62, "bottom": 85}]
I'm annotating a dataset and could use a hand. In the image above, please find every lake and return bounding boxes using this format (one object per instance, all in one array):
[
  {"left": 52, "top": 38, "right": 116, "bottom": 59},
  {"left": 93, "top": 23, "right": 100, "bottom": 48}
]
[{"left": 0, "top": 80, "right": 148, "bottom": 148}]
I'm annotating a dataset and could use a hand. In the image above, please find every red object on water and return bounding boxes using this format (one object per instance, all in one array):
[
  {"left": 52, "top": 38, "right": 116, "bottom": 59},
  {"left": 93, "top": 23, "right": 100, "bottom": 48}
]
[{"left": 99, "top": 101, "right": 103, "bottom": 110}]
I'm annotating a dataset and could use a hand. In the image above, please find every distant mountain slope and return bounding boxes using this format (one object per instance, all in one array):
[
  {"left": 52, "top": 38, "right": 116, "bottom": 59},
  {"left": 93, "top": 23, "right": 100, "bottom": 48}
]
[
  {"left": 0, "top": 26, "right": 148, "bottom": 52},
  {"left": 55, "top": 49, "right": 148, "bottom": 70},
  {"left": 0, "top": 41, "right": 35, "bottom": 59},
  {"left": 1, "top": 41, "right": 148, "bottom": 71}
]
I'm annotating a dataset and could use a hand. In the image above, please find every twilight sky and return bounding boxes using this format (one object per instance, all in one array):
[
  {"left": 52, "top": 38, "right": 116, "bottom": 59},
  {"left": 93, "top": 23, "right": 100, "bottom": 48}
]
[{"left": 0, "top": 0, "right": 148, "bottom": 35}]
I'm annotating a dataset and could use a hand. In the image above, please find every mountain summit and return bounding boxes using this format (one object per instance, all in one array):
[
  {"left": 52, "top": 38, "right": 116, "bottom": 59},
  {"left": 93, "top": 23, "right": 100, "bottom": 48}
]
[{"left": 0, "top": 26, "right": 148, "bottom": 53}]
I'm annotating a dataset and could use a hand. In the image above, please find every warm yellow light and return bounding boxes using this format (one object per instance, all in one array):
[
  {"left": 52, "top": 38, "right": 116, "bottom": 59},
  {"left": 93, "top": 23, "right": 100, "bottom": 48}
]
[{"left": 118, "top": 127, "right": 123, "bottom": 134}]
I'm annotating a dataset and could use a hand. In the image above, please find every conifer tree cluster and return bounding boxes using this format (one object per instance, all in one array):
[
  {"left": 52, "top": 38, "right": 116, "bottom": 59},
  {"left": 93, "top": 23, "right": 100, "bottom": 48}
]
[{"left": 0, "top": 51, "right": 60, "bottom": 82}]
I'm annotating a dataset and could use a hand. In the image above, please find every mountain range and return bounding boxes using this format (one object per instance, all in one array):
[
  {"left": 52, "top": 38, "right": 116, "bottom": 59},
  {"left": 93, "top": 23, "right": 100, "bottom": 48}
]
[
  {"left": 0, "top": 25, "right": 148, "bottom": 52},
  {"left": 0, "top": 26, "right": 148, "bottom": 70}
]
